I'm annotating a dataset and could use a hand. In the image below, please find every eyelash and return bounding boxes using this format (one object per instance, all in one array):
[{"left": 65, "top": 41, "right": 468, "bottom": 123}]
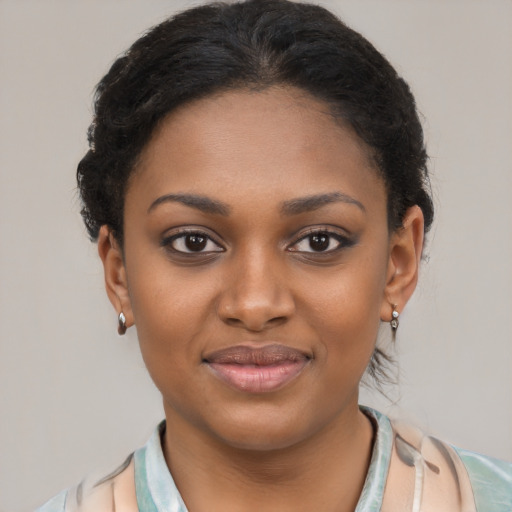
[
  {"left": 161, "top": 229, "right": 224, "bottom": 254},
  {"left": 161, "top": 227, "right": 353, "bottom": 256},
  {"left": 287, "top": 229, "right": 353, "bottom": 254}
]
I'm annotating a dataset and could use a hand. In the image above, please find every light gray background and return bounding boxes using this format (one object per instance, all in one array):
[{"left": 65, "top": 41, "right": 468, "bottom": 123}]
[{"left": 1, "top": 1, "right": 511, "bottom": 511}]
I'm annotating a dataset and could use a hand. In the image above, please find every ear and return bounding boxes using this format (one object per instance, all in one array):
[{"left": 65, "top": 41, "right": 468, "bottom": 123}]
[
  {"left": 380, "top": 206, "right": 425, "bottom": 321},
  {"left": 97, "top": 225, "right": 134, "bottom": 328}
]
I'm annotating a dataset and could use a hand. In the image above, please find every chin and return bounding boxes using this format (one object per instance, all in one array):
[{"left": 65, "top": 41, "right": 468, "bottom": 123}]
[
  {"left": 206, "top": 406, "right": 321, "bottom": 452},
  {"left": 216, "top": 426, "right": 309, "bottom": 452}
]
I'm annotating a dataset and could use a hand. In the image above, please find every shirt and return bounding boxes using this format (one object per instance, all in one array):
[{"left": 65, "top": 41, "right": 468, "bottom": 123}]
[{"left": 36, "top": 407, "right": 512, "bottom": 511}]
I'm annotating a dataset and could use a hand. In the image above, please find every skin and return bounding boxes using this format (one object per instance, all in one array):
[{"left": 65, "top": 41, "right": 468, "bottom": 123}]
[{"left": 99, "top": 86, "right": 424, "bottom": 512}]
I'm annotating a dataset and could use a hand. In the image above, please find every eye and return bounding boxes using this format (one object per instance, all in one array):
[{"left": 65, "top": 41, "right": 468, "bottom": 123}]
[
  {"left": 163, "top": 231, "right": 224, "bottom": 254},
  {"left": 289, "top": 230, "right": 349, "bottom": 253}
]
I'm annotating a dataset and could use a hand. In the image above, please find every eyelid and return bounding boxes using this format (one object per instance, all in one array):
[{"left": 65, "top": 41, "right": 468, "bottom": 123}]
[
  {"left": 161, "top": 227, "right": 225, "bottom": 253},
  {"left": 287, "top": 226, "right": 352, "bottom": 253}
]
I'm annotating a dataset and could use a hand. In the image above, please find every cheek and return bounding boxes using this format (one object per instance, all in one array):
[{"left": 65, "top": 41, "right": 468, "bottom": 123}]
[
  {"left": 127, "top": 272, "right": 215, "bottom": 418},
  {"left": 302, "top": 250, "right": 389, "bottom": 370},
  {"left": 126, "top": 257, "right": 217, "bottom": 370}
]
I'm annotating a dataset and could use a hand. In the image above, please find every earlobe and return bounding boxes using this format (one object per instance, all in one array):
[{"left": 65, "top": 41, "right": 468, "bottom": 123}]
[
  {"left": 380, "top": 206, "right": 425, "bottom": 322},
  {"left": 97, "top": 225, "right": 134, "bottom": 329}
]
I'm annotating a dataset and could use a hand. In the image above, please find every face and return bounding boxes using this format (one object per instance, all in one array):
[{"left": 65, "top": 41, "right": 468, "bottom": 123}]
[{"left": 105, "top": 87, "right": 416, "bottom": 451}]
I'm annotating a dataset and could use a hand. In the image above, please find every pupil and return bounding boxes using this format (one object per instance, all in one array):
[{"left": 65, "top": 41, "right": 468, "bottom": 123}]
[
  {"left": 309, "top": 233, "right": 329, "bottom": 251},
  {"left": 185, "top": 234, "right": 207, "bottom": 251}
]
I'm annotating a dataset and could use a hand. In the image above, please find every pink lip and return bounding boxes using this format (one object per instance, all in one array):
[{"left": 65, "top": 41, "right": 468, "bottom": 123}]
[{"left": 204, "top": 344, "right": 310, "bottom": 393}]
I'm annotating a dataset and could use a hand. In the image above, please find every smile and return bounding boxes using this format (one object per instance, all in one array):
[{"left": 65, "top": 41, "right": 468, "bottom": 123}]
[{"left": 203, "top": 344, "right": 311, "bottom": 393}]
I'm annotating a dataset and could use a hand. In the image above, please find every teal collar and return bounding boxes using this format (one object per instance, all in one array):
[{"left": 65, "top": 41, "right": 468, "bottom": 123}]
[{"left": 134, "top": 407, "right": 393, "bottom": 511}]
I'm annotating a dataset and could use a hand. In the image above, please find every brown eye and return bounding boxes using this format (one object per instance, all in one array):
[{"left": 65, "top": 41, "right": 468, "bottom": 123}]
[
  {"left": 164, "top": 231, "right": 224, "bottom": 254},
  {"left": 309, "top": 233, "right": 330, "bottom": 252},
  {"left": 289, "top": 230, "right": 350, "bottom": 253},
  {"left": 185, "top": 234, "right": 207, "bottom": 251}
]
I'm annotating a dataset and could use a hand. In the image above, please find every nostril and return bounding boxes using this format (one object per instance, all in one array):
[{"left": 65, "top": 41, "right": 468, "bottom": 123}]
[
  {"left": 225, "top": 317, "right": 243, "bottom": 327},
  {"left": 224, "top": 315, "right": 288, "bottom": 332},
  {"left": 216, "top": 279, "right": 295, "bottom": 330},
  {"left": 267, "top": 315, "right": 287, "bottom": 326}
]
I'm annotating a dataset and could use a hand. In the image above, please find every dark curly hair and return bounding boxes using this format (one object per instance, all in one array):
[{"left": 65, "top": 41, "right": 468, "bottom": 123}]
[{"left": 77, "top": 0, "right": 434, "bottom": 387}]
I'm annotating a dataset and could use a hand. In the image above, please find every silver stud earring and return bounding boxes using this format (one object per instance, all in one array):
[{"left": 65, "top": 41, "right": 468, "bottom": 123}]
[
  {"left": 390, "top": 304, "right": 399, "bottom": 331},
  {"left": 118, "top": 312, "right": 127, "bottom": 335}
]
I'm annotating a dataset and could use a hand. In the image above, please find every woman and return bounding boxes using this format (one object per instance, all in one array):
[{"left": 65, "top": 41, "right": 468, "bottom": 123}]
[{"left": 36, "top": 0, "right": 511, "bottom": 510}]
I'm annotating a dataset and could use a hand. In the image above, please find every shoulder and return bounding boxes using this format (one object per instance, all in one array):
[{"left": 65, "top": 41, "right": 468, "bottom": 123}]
[
  {"left": 34, "top": 422, "right": 172, "bottom": 512},
  {"left": 35, "top": 490, "right": 67, "bottom": 512},
  {"left": 454, "top": 446, "right": 512, "bottom": 511},
  {"left": 35, "top": 453, "right": 138, "bottom": 512},
  {"left": 372, "top": 407, "right": 512, "bottom": 512}
]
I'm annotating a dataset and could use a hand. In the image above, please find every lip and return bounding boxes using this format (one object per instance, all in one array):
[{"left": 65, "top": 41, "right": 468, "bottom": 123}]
[{"left": 203, "top": 344, "right": 311, "bottom": 393}]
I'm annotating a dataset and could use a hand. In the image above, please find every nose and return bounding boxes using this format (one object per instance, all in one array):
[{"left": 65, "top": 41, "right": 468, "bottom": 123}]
[{"left": 217, "top": 249, "right": 295, "bottom": 332}]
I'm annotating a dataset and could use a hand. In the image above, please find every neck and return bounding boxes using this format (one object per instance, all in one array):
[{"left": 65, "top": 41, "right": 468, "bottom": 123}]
[{"left": 162, "top": 403, "right": 374, "bottom": 512}]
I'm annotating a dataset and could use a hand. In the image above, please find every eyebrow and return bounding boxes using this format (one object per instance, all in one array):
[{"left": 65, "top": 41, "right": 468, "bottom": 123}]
[
  {"left": 147, "top": 193, "right": 231, "bottom": 216},
  {"left": 280, "top": 192, "right": 365, "bottom": 216},
  {"left": 147, "top": 191, "right": 364, "bottom": 217}
]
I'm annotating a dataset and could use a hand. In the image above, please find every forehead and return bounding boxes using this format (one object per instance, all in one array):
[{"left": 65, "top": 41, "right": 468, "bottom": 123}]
[{"left": 129, "top": 86, "right": 385, "bottom": 214}]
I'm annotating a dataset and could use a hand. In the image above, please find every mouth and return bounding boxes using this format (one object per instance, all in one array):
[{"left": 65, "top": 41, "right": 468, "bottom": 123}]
[{"left": 203, "top": 344, "right": 311, "bottom": 393}]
